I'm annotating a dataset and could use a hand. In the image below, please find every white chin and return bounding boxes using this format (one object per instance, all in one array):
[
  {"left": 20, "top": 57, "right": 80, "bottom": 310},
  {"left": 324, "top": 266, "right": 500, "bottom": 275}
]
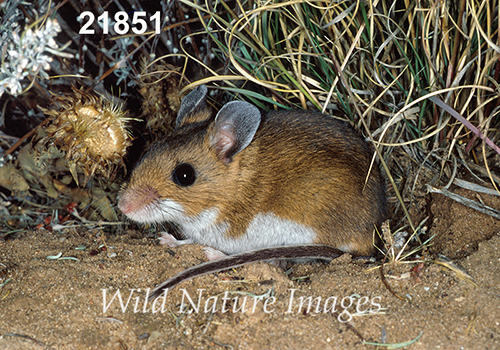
[{"left": 124, "top": 200, "right": 184, "bottom": 224}]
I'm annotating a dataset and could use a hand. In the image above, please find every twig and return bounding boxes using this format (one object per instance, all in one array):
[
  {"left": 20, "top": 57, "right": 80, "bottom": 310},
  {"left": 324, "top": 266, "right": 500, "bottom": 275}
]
[
  {"left": 4, "top": 116, "right": 52, "bottom": 156},
  {"left": 3, "top": 333, "right": 56, "bottom": 350},
  {"left": 379, "top": 252, "right": 406, "bottom": 302}
]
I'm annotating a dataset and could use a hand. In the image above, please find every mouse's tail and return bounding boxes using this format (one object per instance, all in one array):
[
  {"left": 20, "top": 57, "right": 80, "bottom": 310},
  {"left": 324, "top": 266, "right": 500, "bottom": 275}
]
[{"left": 148, "top": 244, "right": 344, "bottom": 301}]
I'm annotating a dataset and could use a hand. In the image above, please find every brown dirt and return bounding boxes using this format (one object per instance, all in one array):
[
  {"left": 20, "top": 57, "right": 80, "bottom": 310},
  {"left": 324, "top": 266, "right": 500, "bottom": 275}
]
[
  {"left": 1, "top": 189, "right": 500, "bottom": 350},
  {"left": 429, "top": 187, "right": 500, "bottom": 259}
]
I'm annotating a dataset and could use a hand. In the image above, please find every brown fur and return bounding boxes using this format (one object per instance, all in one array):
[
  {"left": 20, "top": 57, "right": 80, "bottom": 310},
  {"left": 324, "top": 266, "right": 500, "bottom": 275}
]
[{"left": 122, "top": 109, "right": 386, "bottom": 256}]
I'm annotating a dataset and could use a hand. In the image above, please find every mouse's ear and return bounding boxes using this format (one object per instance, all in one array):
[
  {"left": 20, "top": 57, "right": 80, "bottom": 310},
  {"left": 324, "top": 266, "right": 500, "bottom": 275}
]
[
  {"left": 210, "top": 101, "right": 261, "bottom": 163},
  {"left": 176, "top": 85, "right": 209, "bottom": 127}
]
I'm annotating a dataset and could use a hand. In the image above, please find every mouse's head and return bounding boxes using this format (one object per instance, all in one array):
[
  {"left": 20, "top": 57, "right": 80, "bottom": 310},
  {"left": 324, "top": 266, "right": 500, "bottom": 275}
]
[{"left": 118, "top": 85, "right": 261, "bottom": 224}]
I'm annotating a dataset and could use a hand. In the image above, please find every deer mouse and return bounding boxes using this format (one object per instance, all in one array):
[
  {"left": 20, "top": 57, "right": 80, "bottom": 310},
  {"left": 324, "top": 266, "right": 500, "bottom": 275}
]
[{"left": 118, "top": 85, "right": 386, "bottom": 298}]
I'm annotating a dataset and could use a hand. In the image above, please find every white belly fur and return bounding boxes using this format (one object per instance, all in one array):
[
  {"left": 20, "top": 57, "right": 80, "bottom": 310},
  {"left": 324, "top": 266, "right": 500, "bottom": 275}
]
[{"left": 179, "top": 208, "right": 318, "bottom": 254}]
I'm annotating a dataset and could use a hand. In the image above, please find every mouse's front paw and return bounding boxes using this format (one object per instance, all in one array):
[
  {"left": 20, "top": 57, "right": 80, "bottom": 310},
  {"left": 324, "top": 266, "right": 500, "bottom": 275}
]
[
  {"left": 158, "top": 232, "right": 193, "bottom": 247},
  {"left": 203, "top": 247, "right": 228, "bottom": 261}
]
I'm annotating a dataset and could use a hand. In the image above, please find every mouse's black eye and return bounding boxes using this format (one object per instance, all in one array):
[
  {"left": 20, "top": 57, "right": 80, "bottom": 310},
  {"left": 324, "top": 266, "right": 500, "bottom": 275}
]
[{"left": 172, "top": 163, "right": 196, "bottom": 187}]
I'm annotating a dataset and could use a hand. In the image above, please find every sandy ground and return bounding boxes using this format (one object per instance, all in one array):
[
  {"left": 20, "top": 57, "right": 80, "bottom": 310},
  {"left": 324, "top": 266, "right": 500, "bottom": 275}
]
[{"left": 0, "top": 188, "right": 499, "bottom": 350}]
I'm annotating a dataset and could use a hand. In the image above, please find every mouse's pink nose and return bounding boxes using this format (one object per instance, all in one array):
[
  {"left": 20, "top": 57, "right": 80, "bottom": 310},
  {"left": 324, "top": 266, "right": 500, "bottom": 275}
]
[
  {"left": 117, "top": 195, "right": 133, "bottom": 215},
  {"left": 118, "top": 186, "right": 159, "bottom": 216}
]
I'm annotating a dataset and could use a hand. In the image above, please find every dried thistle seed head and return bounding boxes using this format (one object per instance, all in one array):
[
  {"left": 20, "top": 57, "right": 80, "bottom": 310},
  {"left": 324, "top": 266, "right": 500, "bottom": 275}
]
[
  {"left": 39, "top": 88, "right": 133, "bottom": 185},
  {"left": 138, "top": 59, "right": 182, "bottom": 137}
]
